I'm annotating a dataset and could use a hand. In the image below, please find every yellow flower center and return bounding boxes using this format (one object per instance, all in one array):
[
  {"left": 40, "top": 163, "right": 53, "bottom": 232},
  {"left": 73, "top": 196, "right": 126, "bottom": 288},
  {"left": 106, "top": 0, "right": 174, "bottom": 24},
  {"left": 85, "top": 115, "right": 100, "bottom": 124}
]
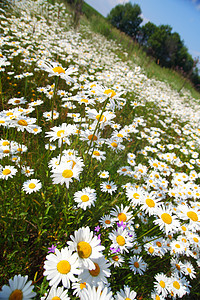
[
  {"left": 122, "top": 168, "right": 127, "bottom": 171},
  {"left": 161, "top": 213, "right": 172, "bottom": 224},
  {"left": 156, "top": 242, "right": 162, "bottom": 247},
  {"left": 134, "top": 261, "right": 139, "bottom": 268},
  {"left": 175, "top": 244, "right": 180, "bottom": 248},
  {"left": 105, "top": 220, "right": 111, "bottom": 224},
  {"left": 9, "top": 289, "right": 23, "bottom": 300},
  {"left": 77, "top": 241, "right": 92, "bottom": 258},
  {"left": 145, "top": 198, "right": 155, "bottom": 207},
  {"left": 81, "top": 195, "right": 89, "bottom": 202},
  {"left": 2, "top": 141, "right": 9, "bottom": 146},
  {"left": 176, "top": 264, "right": 180, "bottom": 270},
  {"left": 2, "top": 169, "right": 11, "bottom": 175},
  {"left": 96, "top": 114, "right": 106, "bottom": 122},
  {"left": 52, "top": 297, "right": 60, "bottom": 300},
  {"left": 3, "top": 150, "right": 10, "bottom": 153},
  {"left": 187, "top": 211, "right": 198, "bottom": 222},
  {"left": 88, "top": 134, "right": 97, "bottom": 141},
  {"left": 193, "top": 237, "right": 198, "bottom": 243},
  {"left": 28, "top": 183, "right": 36, "bottom": 189},
  {"left": 111, "top": 142, "right": 118, "bottom": 148},
  {"left": 118, "top": 212, "right": 127, "bottom": 222},
  {"left": 81, "top": 99, "right": 88, "bottom": 103},
  {"left": 89, "top": 263, "right": 100, "bottom": 277},
  {"left": 148, "top": 246, "right": 154, "bottom": 254},
  {"left": 187, "top": 267, "right": 192, "bottom": 273},
  {"left": 160, "top": 280, "right": 165, "bottom": 288},
  {"left": 52, "top": 66, "right": 65, "bottom": 74},
  {"left": 80, "top": 282, "right": 86, "bottom": 290},
  {"left": 93, "top": 151, "right": 100, "bottom": 156},
  {"left": 125, "top": 298, "right": 131, "bottom": 300},
  {"left": 173, "top": 281, "right": 180, "bottom": 290},
  {"left": 112, "top": 255, "right": 119, "bottom": 261},
  {"left": 106, "top": 185, "right": 111, "bottom": 189},
  {"left": 104, "top": 89, "right": 116, "bottom": 98},
  {"left": 57, "top": 130, "right": 65, "bottom": 137},
  {"left": 117, "top": 133, "right": 123, "bottom": 137},
  {"left": 18, "top": 119, "right": 28, "bottom": 126},
  {"left": 57, "top": 260, "right": 71, "bottom": 274},
  {"left": 116, "top": 235, "right": 125, "bottom": 246},
  {"left": 156, "top": 296, "right": 161, "bottom": 300},
  {"left": 14, "top": 100, "right": 20, "bottom": 103},
  {"left": 62, "top": 170, "right": 73, "bottom": 178},
  {"left": 133, "top": 193, "right": 140, "bottom": 199}
]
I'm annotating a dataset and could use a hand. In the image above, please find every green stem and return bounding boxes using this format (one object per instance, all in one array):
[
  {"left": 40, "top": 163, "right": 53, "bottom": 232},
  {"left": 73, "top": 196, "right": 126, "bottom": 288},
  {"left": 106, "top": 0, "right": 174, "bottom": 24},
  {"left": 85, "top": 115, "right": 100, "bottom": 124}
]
[{"left": 136, "top": 224, "right": 159, "bottom": 241}]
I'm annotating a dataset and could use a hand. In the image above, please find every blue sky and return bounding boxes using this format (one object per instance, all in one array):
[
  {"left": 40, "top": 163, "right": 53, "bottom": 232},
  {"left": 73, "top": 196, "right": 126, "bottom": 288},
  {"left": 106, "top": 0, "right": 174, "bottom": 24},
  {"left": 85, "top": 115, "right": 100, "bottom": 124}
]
[{"left": 84, "top": 0, "right": 200, "bottom": 65}]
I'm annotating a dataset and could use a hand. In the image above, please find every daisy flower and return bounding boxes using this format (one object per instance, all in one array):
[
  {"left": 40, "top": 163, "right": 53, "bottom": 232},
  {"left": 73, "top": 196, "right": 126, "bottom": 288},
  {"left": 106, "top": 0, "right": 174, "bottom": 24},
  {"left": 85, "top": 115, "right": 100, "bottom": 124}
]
[
  {"left": 80, "top": 285, "right": 113, "bottom": 300},
  {"left": 67, "top": 226, "right": 105, "bottom": 270},
  {"left": 43, "top": 246, "right": 80, "bottom": 288},
  {"left": 41, "top": 286, "right": 70, "bottom": 300},
  {"left": 0, "top": 165, "right": 17, "bottom": 180},
  {"left": 22, "top": 179, "right": 42, "bottom": 194},
  {"left": 88, "top": 148, "right": 106, "bottom": 161},
  {"left": 182, "top": 261, "right": 196, "bottom": 279},
  {"left": 0, "top": 274, "right": 36, "bottom": 299},
  {"left": 176, "top": 204, "right": 200, "bottom": 232},
  {"left": 74, "top": 187, "right": 97, "bottom": 210},
  {"left": 168, "top": 275, "right": 190, "bottom": 298},
  {"left": 100, "top": 181, "right": 117, "bottom": 195},
  {"left": 109, "top": 253, "right": 124, "bottom": 267},
  {"left": 8, "top": 97, "right": 27, "bottom": 106},
  {"left": 45, "top": 123, "right": 76, "bottom": 142},
  {"left": 99, "top": 214, "right": 114, "bottom": 228},
  {"left": 72, "top": 282, "right": 87, "bottom": 297},
  {"left": 98, "top": 170, "right": 109, "bottom": 179},
  {"left": 154, "top": 272, "right": 170, "bottom": 298},
  {"left": 129, "top": 255, "right": 148, "bottom": 275},
  {"left": 153, "top": 206, "right": 180, "bottom": 235},
  {"left": 110, "top": 204, "right": 133, "bottom": 224},
  {"left": 78, "top": 256, "right": 111, "bottom": 287},
  {"left": 51, "top": 161, "right": 81, "bottom": 188},
  {"left": 114, "top": 285, "right": 137, "bottom": 300},
  {"left": 109, "top": 227, "right": 133, "bottom": 253}
]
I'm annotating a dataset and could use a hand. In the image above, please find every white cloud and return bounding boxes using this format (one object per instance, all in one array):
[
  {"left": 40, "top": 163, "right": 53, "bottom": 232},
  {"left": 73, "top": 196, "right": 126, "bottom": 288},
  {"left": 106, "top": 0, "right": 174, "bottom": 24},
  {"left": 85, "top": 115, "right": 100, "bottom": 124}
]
[{"left": 140, "top": 13, "right": 150, "bottom": 25}]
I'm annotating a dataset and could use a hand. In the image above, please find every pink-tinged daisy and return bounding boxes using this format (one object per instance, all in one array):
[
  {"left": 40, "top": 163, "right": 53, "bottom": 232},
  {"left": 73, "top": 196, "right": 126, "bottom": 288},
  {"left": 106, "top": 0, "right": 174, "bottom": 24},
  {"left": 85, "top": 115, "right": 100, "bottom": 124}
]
[
  {"left": 114, "top": 285, "right": 137, "bottom": 300},
  {"left": 0, "top": 274, "right": 36, "bottom": 299},
  {"left": 67, "top": 226, "right": 105, "bottom": 270},
  {"left": 129, "top": 255, "right": 148, "bottom": 275},
  {"left": 22, "top": 179, "right": 42, "bottom": 194},
  {"left": 43, "top": 246, "right": 80, "bottom": 288}
]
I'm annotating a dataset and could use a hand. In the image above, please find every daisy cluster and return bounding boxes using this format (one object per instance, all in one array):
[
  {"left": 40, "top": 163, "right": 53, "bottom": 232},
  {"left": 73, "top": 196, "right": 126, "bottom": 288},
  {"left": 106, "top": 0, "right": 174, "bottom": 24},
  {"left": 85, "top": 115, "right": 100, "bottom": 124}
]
[{"left": 0, "top": 0, "right": 200, "bottom": 299}]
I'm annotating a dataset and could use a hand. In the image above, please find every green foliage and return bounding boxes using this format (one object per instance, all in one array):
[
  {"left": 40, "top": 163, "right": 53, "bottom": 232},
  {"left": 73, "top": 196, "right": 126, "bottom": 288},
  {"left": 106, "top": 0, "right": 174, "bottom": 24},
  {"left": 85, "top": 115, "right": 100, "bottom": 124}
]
[{"left": 107, "top": 2, "right": 142, "bottom": 39}]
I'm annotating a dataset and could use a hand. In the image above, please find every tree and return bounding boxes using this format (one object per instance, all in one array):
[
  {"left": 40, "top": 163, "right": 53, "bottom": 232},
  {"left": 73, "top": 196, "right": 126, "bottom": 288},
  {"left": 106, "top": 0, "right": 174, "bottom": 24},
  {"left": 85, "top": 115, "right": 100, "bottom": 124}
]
[{"left": 107, "top": 2, "right": 142, "bottom": 39}]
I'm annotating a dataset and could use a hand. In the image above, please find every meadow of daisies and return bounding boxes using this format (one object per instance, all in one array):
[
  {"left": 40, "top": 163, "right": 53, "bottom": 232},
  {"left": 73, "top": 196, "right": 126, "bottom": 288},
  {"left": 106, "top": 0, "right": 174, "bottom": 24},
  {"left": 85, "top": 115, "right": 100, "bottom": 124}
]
[{"left": 0, "top": 0, "right": 200, "bottom": 299}]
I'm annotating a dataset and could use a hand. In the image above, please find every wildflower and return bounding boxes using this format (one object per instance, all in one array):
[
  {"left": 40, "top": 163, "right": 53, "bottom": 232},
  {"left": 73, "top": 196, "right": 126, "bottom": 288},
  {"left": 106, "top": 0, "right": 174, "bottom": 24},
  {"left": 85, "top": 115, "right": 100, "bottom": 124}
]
[
  {"left": 22, "top": 179, "right": 42, "bottom": 194},
  {"left": 100, "top": 181, "right": 117, "bottom": 195},
  {"left": 129, "top": 255, "right": 148, "bottom": 275},
  {"left": 48, "top": 244, "right": 57, "bottom": 253},
  {"left": 114, "top": 285, "right": 137, "bottom": 300},
  {"left": 154, "top": 273, "right": 170, "bottom": 298},
  {"left": 45, "top": 123, "right": 76, "bottom": 143},
  {"left": 67, "top": 226, "right": 105, "bottom": 270},
  {"left": 80, "top": 285, "right": 113, "bottom": 300},
  {"left": 99, "top": 214, "right": 114, "bottom": 228},
  {"left": 41, "top": 286, "right": 70, "bottom": 300},
  {"left": 43, "top": 247, "right": 80, "bottom": 288},
  {"left": 110, "top": 204, "right": 133, "bottom": 224},
  {"left": 168, "top": 275, "right": 190, "bottom": 298},
  {"left": 74, "top": 187, "right": 97, "bottom": 210},
  {"left": 72, "top": 282, "right": 87, "bottom": 297},
  {"left": 78, "top": 256, "right": 111, "bottom": 287},
  {"left": 0, "top": 165, "right": 17, "bottom": 180},
  {"left": 51, "top": 161, "right": 81, "bottom": 188},
  {"left": 109, "top": 227, "right": 133, "bottom": 253},
  {"left": 0, "top": 274, "right": 36, "bottom": 299},
  {"left": 98, "top": 170, "right": 109, "bottom": 179},
  {"left": 153, "top": 206, "right": 180, "bottom": 235}
]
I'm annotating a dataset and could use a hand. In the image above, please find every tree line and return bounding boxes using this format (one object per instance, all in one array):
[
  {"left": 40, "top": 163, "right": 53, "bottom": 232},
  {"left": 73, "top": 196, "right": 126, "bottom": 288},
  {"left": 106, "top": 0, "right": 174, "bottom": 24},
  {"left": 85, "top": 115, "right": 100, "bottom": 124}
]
[{"left": 107, "top": 2, "right": 200, "bottom": 91}]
